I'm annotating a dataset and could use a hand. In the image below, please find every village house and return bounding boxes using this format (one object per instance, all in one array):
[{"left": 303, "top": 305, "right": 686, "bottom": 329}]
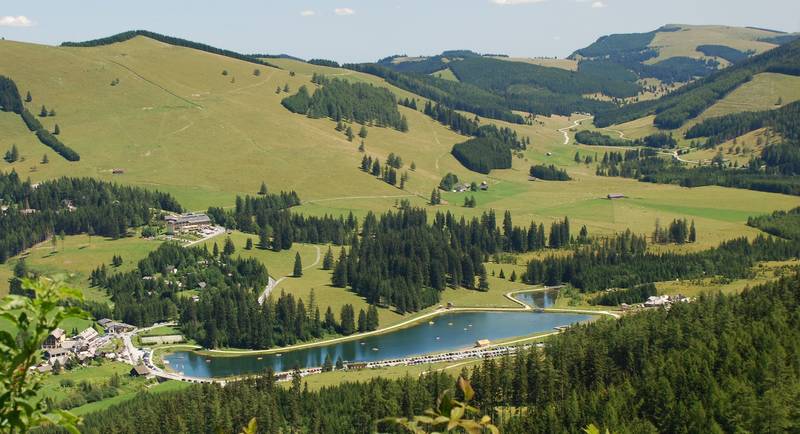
[
  {"left": 130, "top": 363, "right": 153, "bottom": 378},
  {"left": 42, "top": 328, "right": 66, "bottom": 349},
  {"left": 480, "top": 181, "right": 489, "bottom": 191}
]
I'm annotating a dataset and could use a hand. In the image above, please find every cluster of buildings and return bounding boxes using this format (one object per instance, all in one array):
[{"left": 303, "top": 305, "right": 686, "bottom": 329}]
[
  {"left": 164, "top": 212, "right": 212, "bottom": 234},
  {"left": 450, "top": 181, "right": 490, "bottom": 193},
  {"left": 36, "top": 319, "right": 135, "bottom": 374},
  {"left": 621, "top": 294, "right": 692, "bottom": 311}
]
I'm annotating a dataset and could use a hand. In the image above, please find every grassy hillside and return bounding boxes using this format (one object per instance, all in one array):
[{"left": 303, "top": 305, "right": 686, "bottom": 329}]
[
  {"left": 0, "top": 37, "right": 466, "bottom": 210},
  {"left": 647, "top": 24, "right": 783, "bottom": 64},
  {"left": 1, "top": 33, "right": 797, "bottom": 271}
]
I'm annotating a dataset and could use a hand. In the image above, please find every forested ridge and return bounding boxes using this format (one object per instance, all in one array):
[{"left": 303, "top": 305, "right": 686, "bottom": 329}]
[
  {"left": 282, "top": 76, "right": 408, "bottom": 131},
  {"left": 594, "top": 38, "right": 800, "bottom": 128},
  {"left": 37, "top": 272, "right": 800, "bottom": 433},
  {"left": 575, "top": 130, "right": 677, "bottom": 148},
  {"left": 685, "top": 99, "right": 800, "bottom": 146},
  {"left": 0, "top": 171, "right": 181, "bottom": 264}
]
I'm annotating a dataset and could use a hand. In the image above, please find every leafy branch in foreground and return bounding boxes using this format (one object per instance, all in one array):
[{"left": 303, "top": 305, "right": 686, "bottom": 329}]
[
  {"left": 0, "top": 278, "right": 88, "bottom": 433},
  {"left": 380, "top": 376, "right": 499, "bottom": 434}
]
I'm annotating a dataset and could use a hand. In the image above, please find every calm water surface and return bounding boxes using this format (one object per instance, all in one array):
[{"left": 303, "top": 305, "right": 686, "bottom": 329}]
[{"left": 164, "top": 290, "right": 590, "bottom": 378}]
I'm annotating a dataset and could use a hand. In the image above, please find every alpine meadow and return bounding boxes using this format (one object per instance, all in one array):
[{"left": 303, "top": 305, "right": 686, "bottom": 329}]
[{"left": 1, "top": 2, "right": 800, "bottom": 433}]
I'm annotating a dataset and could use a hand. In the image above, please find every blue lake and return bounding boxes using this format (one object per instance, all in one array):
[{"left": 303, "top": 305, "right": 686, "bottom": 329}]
[{"left": 164, "top": 290, "right": 591, "bottom": 378}]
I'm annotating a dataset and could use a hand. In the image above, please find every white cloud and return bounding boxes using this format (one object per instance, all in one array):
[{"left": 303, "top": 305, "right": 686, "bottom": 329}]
[
  {"left": 334, "top": 7, "right": 355, "bottom": 16},
  {"left": 490, "top": 0, "right": 547, "bottom": 4},
  {"left": 591, "top": 1, "right": 607, "bottom": 7},
  {"left": 0, "top": 16, "right": 34, "bottom": 27},
  {"left": 300, "top": 10, "right": 315, "bottom": 16}
]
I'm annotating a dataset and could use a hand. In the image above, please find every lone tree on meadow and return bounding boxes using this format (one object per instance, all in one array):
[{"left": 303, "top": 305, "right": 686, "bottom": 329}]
[
  {"left": 358, "top": 125, "right": 368, "bottom": 139},
  {"left": 345, "top": 126, "right": 354, "bottom": 142},
  {"left": 53, "top": 124, "right": 60, "bottom": 135},
  {"left": 245, "top": 238, "right": 253, "bottom": 250},
  {"left": 25, "top": 90, "right": 32, "bottom": 102},
  {"left": 293, "top": 252, "right": 303, "bottom": 277},
  {"left": 258, "top": 181, "right": 268, "bottom": 195},
  {"left": 41, "top": 154, "right": 48, "bottom": 164},
  {"left": 39, "top": 105, "right": 47, "bottom": 117}
]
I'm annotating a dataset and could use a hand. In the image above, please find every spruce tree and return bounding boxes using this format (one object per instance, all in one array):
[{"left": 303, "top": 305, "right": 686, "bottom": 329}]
[
  {"left": 357, "top": 309, "right": 367, "bottom": 332},
  {"left": 53, "top": 124, "right": 60, "bottom": 135},
  {"left": 245, "top": 238, "right": 253, "bottom": 250},
  {"left": 322, "top": 247, "right": 334, "bottom": 270},
  {"left": 39, "top": 105, "right": 47, "bottom": 117},
  {"left": 346, "top": 126, "right": 354, "bottom": 142},
  {"left": 293, "top": 252, "right": 303, "bottom": 277},
  {"left": 223, "top": 237, "right": 236, "bottom": 256},
  {"left": 259, "top": 229, "right": 270, "bottom": 250},
  {"left": 322, "top": 354, "right": 333, "bottom": 372},
  {"left": 478, "top": 265, "right": 489, "bottom": 291},
  {"left": 25, "top": 91, "right": 31, "bottom": 102},
  {"left": 358, "top": 125, "right": 368, "bottom": 139},
  {"left": 258, "top": 182, "right": 268, "bottom": 195}
]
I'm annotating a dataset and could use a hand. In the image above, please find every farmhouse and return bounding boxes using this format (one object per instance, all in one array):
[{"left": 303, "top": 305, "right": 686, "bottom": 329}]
[
  {"left": 165, "top": 212, "right": 212, "bottom": 233},
  {"left": 607, "top": 193, "right": 626, "bottom": 199},
  {"left": 480, "top": 181, "right": 489, "bottom": 191},
  {"left": 130, "top": 363, "right": 153, "bottom": 378},
  {"left": 43, "top": 328, "right": 66, "bottom": 349}
]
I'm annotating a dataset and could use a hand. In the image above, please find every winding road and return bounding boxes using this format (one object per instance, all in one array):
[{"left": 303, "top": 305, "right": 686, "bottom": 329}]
[{"left": 558, "top": 116, "right": 592, "bottom": 145}]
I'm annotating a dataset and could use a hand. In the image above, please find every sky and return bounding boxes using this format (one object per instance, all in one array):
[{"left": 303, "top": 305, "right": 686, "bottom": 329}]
[{"left": 1, "top": 0, "right": 799, "bottom": 63}]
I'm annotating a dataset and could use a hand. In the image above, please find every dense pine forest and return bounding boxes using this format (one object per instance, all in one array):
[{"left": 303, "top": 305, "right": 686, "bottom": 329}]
[
  {"left": 207, "top": 191, "right": 357, "bottom": 247},
  {"left": 0, "top": 171, "right": 181, "bottom": 263},
  {"left": 35, "top": 272, "right": 800, "bottom": 433},
  {"left": 330, "top": 206, "right": 571, "bottom": 312},
  {"left": 523, "top": 232, "right": 800, "bottom": 292},
  {"left": 747, "top": 206, "right": 800, "bottom": 241},
  {"left": 685, "top": 100, "right": 800, "bottom": 146},
  {"left": 529, "top": 164, "right": 572, "bottom": 181},
  {"left": 282, "top": 76, "right": 408, "bottom": 131}
]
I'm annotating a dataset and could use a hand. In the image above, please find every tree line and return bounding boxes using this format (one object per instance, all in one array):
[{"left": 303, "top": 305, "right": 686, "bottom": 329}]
[
  {"left": 684, "top": 99, "right": 799, "bottom": 147},
  {"left": 575, "top": 130, "right": 676, "bottom": 148},
  {"left": 0, "top": 75, "right": 80, "bottom": 161},
  {"left": 523, "top": 230, "right": 800, "bottom": 292},
  {"left": 746, "top": 206, "right": 800, "bottom": 241},
  {"left": 206, "top": 191, "right": 358, "bottom": 247},
  {"left": 0, "top": 171, "right": 181, "bottom": 263},
  {"left": 595, "top": 148, "right": 800, "bottom": 196}
]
